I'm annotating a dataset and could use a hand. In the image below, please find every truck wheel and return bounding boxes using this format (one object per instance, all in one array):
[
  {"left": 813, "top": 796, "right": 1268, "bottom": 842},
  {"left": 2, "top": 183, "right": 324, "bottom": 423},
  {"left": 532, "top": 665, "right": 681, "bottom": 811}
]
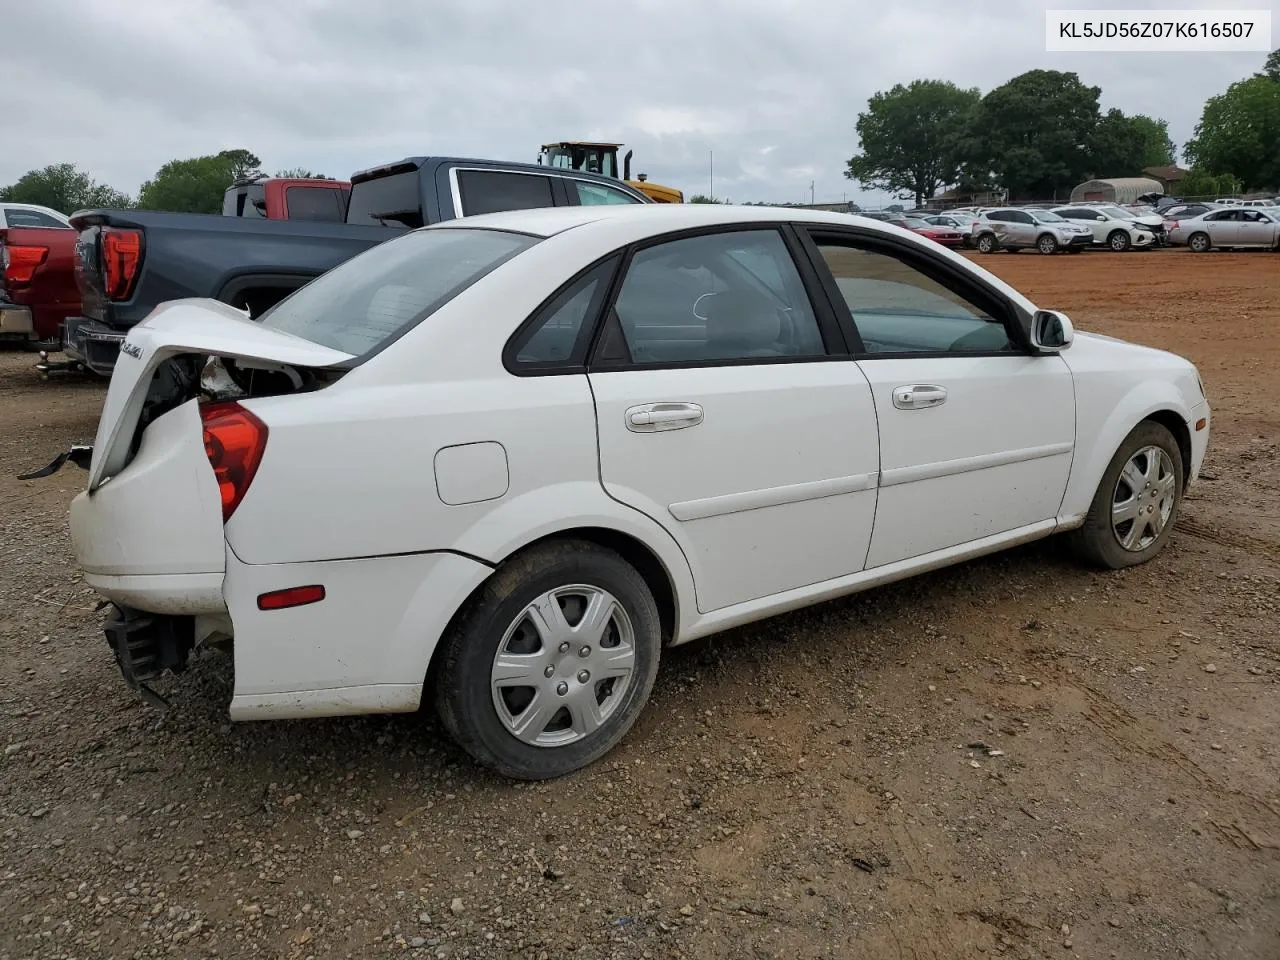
[
  {"left": 1108, "top": 230, "right": 1131, "bottom": 252},
  {"left": 1067, "top": 421, "right": 1183, "bottom": 570},
  {"left": 434, "top": 540, "right": 661, "bottom": 780}
]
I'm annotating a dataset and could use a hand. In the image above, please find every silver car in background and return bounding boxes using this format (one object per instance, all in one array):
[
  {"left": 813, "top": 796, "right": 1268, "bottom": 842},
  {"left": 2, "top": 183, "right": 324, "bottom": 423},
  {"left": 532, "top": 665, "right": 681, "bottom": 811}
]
[
  {"left": 1169, "top": 208, "right": 1280, "bottom": 252},
  {"left": 972, "top": 208, "right": 1093, "bottom": 254}
]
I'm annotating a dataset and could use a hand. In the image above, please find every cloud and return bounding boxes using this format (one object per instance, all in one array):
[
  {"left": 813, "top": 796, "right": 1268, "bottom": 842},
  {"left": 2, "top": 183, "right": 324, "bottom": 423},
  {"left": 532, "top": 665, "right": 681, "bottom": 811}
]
[{"left": 4, "top": 0, "right": 1275, "bottom": 208}]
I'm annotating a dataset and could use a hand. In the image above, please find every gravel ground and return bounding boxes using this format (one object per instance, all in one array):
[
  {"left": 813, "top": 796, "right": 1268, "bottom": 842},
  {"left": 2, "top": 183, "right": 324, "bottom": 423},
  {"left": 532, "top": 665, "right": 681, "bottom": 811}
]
[{"left": 1, "top": 250, "right": 1277, "bottom": 960}]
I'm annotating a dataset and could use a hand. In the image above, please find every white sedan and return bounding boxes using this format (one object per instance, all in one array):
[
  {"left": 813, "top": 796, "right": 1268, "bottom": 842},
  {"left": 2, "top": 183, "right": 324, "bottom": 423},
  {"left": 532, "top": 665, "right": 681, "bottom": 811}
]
[
  {"left": 1169, "top": 207, "right": 1280, "bottom": 251},
  {"left": 30, "top": 205, "right": 1211, "bottom": 779}
]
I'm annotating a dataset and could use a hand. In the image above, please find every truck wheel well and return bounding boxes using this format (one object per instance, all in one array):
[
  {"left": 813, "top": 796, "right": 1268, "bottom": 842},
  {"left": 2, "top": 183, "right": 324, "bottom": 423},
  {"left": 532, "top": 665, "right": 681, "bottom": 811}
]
[
  {"left": 226, "top": 287, "right": 296, "bottom": 319},
  {"left": 1144, "top": 411, "right": 1191, "bottom": 488}
]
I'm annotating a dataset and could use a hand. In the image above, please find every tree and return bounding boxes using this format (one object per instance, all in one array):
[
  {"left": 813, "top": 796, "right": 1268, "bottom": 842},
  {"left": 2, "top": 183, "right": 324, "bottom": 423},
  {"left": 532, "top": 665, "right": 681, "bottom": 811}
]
[
  {"left": 275, "top": 168, "right": 331, "bottom": 179},
  {"left": 1180, "top": 167, "right": 1241, "bottom": 198},
  {"left": 844, "top": 80, "right": 981, "bottom": 206},
  {"left": 137, "top": 149, "right": 263, "bottom": 214},
  {"left": 1184, "top": 76, "right": 1280, "bottom": 190},
  {"left": 966, "top": 70, "right": 1102, "bottom": 200},
  {"left": 1260, "top": 48, "right": 1279, "bottom": 81},
  {"left": 688, "top": 194, "right": 725, "bottom": 203},
  {"left": 0, "top": 162, "right": 132, "bottom": 213},
  {"left": 1088, "top": 110, "right": 1176, "bottom": 177}
]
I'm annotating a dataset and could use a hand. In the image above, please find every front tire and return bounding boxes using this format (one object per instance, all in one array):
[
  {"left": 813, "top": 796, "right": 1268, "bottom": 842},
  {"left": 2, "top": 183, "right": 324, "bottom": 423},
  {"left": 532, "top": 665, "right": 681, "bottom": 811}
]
[
  {"left": 1108, "top": 230, "right": 1131, "bottom": 252},
  {"left": 1037, "top": 234, "right": 1058, "bottom": 255},
  {"left": 434, "top": 541, "right": 661, "bottom": 780},
  {"left": 1067, "top": 421, "right": 1184, "bottom": 570}
]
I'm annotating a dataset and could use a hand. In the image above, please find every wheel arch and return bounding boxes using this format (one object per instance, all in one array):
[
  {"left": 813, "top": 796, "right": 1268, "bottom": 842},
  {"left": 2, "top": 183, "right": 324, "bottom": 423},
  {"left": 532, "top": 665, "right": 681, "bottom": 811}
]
[
  {"left": 422, "top": 525, "right": 683, "bottom": 698},
  {"left": 1059, "top": 379, "right": 1194, "bottom": 523}
]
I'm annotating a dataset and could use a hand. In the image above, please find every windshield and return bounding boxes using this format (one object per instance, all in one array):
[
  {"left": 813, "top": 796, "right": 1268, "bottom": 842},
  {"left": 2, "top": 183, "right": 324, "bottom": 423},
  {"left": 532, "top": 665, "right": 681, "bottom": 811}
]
[
  {"left": 902, "top": 217, "right": 930, "bottom": 228},
  {"left": 1032, "top": 211, "right": 1065, "bottom": 222},
  {"left": 258, "top": 228, "right": 538, "bottom": 356},
  {"left": 1099, "top": 206, "right": 1132, "bottom": 219}
]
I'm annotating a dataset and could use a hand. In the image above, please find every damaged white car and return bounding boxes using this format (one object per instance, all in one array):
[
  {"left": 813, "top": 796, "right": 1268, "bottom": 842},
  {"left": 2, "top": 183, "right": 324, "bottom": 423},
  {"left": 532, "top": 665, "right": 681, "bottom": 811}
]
[{"left": 26, "top": 204, "right": 1211, "bottom": 779}]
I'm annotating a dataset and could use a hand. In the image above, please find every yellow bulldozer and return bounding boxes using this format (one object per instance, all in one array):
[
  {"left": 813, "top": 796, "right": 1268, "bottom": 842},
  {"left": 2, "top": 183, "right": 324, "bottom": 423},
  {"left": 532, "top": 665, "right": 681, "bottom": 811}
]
[{"left": 537, "top": 141, "right": 683, "bottom": 203}]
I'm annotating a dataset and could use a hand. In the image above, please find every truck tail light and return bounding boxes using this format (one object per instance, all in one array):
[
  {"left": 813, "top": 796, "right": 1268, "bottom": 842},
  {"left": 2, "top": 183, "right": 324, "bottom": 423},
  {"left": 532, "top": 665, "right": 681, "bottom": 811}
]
[
  {"left": 101, "top": 228, "right": 143, "bottom": 300},
  {"left": 200, "top": 401, "right": 268, "bottom": 521},
  {"left": 3, "top": 245, "right": 49, "bottom": 286}
]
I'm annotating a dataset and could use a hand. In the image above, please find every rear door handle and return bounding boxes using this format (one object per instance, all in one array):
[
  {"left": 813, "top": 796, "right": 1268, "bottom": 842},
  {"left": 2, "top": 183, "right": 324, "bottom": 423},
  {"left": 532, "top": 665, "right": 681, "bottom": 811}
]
[
  {"left": 892, "top": 384, "right": 947, "bottom": 410},
  {"left": 626, "top": 402, "right": 704, "bottom": 432}
]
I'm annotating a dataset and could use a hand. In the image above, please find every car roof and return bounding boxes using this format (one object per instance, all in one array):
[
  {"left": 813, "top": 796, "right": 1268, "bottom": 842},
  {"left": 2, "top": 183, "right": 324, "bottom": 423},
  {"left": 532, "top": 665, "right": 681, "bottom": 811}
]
[
  {"left": 432, "top": 202, "right": 882, "bottom": 239},
  {"left": 349, "top": 156, "right": 646, "bottom": 194}
]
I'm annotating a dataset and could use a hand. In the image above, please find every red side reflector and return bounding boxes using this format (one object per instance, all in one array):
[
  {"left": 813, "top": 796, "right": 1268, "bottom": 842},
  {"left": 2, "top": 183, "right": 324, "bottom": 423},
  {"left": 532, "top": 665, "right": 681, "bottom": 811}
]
[
  {"left": 1195, "top": 418, "right": 1207, "bottom": 431},
  {"left": 257, "top": 585, "right": 325, "bottom": 611}
]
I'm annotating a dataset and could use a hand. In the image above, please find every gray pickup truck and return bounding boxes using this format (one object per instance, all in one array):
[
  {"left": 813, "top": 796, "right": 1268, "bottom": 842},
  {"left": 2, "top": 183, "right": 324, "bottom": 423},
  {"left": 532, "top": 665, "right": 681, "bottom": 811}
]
[{"left": 53, "top": 156, "right": 649, "bottom": 376}]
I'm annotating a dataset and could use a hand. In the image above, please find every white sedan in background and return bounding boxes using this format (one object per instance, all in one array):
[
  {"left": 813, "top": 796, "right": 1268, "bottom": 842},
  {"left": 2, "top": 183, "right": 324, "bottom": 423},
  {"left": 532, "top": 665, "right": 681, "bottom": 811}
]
[
  {"left": 1169, "top": 207, "right": 1280, "bottom": 251},
  {"left": 28, "top": 205, "right": 1210, "bottom": 779}
]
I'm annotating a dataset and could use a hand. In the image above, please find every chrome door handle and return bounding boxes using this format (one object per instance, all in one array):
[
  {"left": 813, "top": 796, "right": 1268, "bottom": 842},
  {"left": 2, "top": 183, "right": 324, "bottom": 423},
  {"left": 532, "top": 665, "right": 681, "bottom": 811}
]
[
  {"left": 625, "top": 402, "right": 704, "bottom": 432},
  {"left": 892, "top": 384, "right": 947, "bottom": 410}
]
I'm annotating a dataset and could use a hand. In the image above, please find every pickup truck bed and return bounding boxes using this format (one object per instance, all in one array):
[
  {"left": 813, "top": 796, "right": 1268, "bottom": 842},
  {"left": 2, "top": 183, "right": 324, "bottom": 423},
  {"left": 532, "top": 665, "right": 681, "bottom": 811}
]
[{"left": 61, "top": 156, "right": 650, "bottom": 375}]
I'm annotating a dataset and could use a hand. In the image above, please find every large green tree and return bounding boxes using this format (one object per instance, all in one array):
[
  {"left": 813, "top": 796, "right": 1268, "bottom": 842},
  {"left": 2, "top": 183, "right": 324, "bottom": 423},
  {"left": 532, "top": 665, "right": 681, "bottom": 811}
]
[
  {"left": 1180, "top": 167, "right": 1241, "bottom": 198},
  {"left": 1088, "top": 110, "right": 1176, "bottom": 177},
  {"left": 137, "top": 149, "right": 263, "bottom": 213},
  {"left": 1184, "top": 75, "right": 1280, "bottom": 190},
  {"left": 275, "top": 167, "right": 332, "bottom": 180},
  {"left": 845, "top": 80, "right": 981, "bottom": 206},
  {"left": 965, "top": 70, "right": 1102, "bottom": 200},
  {"left": 1260, "top": 48, "right": 1279, "bottom": 81},
  {"left": 0, "top": 162, "right": 132, "bottom": 213}
]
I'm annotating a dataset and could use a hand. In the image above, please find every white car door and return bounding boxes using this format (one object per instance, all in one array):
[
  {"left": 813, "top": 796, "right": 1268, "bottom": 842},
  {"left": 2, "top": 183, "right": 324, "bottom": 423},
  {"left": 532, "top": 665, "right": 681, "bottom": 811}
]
[
  {"left": 800, "top": 228, "right": 1075, "bottom": 567},
  {"left": 587, "top": 227, "right": 880, "bottom": 614}
]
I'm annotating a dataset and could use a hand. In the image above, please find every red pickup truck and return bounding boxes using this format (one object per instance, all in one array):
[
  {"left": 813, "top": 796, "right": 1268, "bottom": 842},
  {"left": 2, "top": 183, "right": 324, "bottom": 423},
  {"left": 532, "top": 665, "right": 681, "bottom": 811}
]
[
  {"left": 0, "top": 203, "right": 78, "bottom": 346},
  {"left": 221, "top": 176, "right": 351, "bottom": 221}
]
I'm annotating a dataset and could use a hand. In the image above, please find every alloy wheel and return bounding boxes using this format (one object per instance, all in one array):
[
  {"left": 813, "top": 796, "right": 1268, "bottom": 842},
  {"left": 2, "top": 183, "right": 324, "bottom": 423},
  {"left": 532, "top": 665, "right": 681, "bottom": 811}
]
[{"left": 1111, "top": 446, "right": 1177, "bottom": 552}]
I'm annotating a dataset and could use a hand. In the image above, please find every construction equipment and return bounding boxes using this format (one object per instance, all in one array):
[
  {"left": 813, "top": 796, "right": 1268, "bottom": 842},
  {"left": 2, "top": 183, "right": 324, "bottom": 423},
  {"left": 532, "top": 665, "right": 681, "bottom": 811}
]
[{"left": 537, "top": 142, "right": 683, "bottom": 203}]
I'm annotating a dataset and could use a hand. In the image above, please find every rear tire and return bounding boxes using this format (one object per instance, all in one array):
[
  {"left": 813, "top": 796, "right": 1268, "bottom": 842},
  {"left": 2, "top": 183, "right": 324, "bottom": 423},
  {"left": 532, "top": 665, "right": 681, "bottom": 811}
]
[
  {"left": 434, "top": 541, "right": 661, "bottom": 780},
  {"left": 1067, "top": 421, "right": 1184, "bottom": 570},
  {"left": 1188, "top": 232, "right": 1211, "bottom": 253},
  {"left": 976, "top": 233, "right": 999, "bottom": 254}
]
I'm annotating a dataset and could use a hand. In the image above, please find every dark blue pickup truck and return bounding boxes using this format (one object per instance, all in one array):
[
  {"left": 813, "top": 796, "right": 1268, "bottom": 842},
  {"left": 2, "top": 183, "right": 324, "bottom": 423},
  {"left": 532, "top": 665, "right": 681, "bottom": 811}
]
[{"left": 55, "top": 156, "right": 650, "bottom": 376}]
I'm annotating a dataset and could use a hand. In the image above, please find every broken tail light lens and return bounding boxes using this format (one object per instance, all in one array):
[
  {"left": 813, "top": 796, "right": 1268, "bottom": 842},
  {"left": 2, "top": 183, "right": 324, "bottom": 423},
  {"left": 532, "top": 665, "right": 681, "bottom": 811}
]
[
  {"left": 101, "top": 228, "right": 143, "bottom": 300},
  {"left": 200, "top": 401, "right": 268, "bottom": 521},
  {"left": 3, "top": 245, "right": 49, "bottom": 285}
]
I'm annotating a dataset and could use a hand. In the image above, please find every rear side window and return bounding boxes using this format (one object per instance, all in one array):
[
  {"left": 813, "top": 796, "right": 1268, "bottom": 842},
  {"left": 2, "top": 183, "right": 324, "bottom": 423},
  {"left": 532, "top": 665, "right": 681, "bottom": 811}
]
[
  {"left": 507, "top": 257, "right": 619, "bottom": 370},
  {"left": 258, "top": 228, "right": 538, "bottom": 356},
  {"left": 457, "top": 171, "right": 555, "bottom": 216},
  {"left": 4, "top": 208, "right": 68, "bottom": 228},
  {"left": 285, "top": 187, "right": 345, "bottom": 222},
  {"left": 347, "top": 170, "right": 423, "bottom": 228},
  {"left": 573, "top": 181, "right": 641, "bottom": 205},
  {"left": 223, "top": 185, "right": 266, "bottom": 217}
]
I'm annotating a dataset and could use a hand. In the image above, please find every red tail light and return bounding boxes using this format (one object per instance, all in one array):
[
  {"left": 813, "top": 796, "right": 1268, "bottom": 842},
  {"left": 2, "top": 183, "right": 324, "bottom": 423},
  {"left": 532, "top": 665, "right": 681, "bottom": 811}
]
[
  {"left": 200, "top": 401, "right": 268, "bottom": 521},
  {"left": 101, "top": 228, "right": 143, "bottom": 300},
  {"left": 3, "top": 245, "right": 49, "bottom": 285}
]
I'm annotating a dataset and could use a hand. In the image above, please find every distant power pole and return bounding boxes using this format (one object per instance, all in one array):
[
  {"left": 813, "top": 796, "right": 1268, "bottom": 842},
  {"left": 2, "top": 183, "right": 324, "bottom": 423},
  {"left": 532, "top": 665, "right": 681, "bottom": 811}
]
[
  {"left": 810, "top": 181, "right": 815, "bottom": 205},
  {"left": 709, "top": 150, "right": 714, "bottom": 202}
]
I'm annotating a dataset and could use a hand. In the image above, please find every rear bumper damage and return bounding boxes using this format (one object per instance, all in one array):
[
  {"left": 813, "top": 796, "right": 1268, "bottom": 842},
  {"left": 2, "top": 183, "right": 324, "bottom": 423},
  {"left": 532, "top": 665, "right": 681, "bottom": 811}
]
[
  {"left": 102, "top": 605, "right": 195, "bottom": 707},
  {"left": 59, "top": 317, "right": 125, "bottom": 376}
]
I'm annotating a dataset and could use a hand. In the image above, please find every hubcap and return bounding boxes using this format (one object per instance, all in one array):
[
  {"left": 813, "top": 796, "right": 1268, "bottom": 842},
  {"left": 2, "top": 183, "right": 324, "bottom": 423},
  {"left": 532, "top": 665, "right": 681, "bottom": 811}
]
[
  {"left": 1111, "top": 235, "right": 1126, "bottom": 250},
  {"left": 490, "top": 585, "right": 636, "bottom": 747},
  {"left": 1111, "top": 446, "right": 1177, "bottom": 552}
]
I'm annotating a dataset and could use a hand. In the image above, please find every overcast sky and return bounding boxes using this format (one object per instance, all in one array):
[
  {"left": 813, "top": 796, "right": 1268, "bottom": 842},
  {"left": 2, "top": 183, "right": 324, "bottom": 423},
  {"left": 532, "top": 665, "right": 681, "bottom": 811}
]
[{"left": 6, "top": 0, "right": 1277, "bottom": 208}]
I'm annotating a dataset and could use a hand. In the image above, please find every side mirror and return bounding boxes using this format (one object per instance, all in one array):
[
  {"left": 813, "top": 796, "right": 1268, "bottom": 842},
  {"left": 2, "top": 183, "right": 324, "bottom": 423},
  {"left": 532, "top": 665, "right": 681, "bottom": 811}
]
[{"left": 1031, "top": 310, "right": 1074, "bottom": 353}]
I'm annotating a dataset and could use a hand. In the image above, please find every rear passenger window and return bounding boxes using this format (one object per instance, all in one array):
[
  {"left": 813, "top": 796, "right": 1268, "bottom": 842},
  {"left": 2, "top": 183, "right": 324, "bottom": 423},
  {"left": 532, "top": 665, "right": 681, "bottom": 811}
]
[
  {"left": 603, "top": 230, "right": 827, "bottom": 365},
  {"left": 285, "top": 187, "right": 344, "bottom": 222},
  {"left": 457, "top": 171, "right": 555, "bottom": 216},
  {"left": 4, "top": 209, "right": 67, "bottom": 228},
  {"left": 508, "top": 258, "right": 618, "bottom": 370},
  {"left": 574, "top": 182, "right": 641, "bottom": 205}
]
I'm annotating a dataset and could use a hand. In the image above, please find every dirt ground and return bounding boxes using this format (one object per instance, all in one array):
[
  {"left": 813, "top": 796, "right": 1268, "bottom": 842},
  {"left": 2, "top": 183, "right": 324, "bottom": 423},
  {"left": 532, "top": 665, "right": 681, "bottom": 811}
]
[{"left": 1, "top": 249, "right": 1277, "bottom": 960}]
